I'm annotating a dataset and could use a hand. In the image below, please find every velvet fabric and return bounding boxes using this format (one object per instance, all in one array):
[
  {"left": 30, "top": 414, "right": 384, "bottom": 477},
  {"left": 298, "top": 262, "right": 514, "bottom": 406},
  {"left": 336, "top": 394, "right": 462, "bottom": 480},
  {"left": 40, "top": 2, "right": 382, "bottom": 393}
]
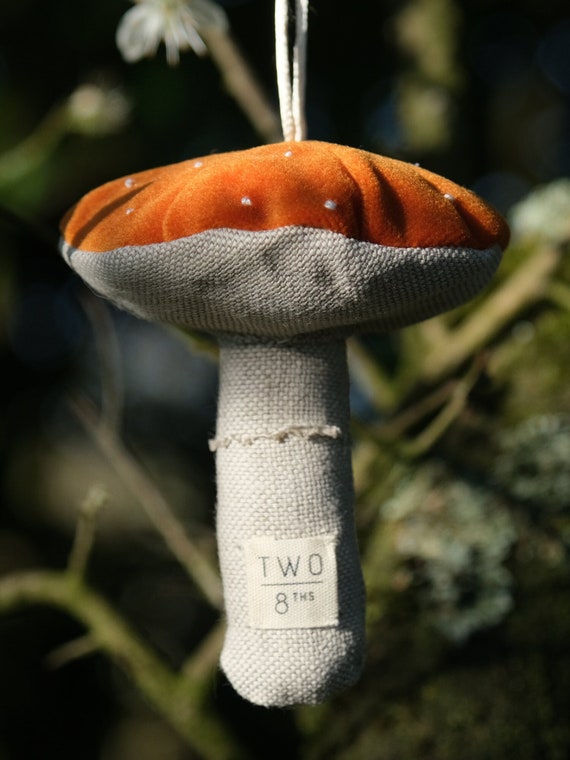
[{"left": 61, "top": 140, "right": 510, "bottom": 254}]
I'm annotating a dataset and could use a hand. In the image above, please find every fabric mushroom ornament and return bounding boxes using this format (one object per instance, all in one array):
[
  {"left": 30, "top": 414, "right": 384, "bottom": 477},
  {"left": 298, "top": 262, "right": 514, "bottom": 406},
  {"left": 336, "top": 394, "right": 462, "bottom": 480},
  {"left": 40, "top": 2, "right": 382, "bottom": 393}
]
[{"left": 59, "top": 139, "right": 509, "bottom": 707}]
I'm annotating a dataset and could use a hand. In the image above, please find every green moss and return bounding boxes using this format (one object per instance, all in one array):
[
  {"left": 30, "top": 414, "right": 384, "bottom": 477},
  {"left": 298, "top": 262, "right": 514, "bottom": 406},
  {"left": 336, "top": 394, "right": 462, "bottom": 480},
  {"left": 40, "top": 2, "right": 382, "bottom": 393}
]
[
  {"left": 303, "top": 606, "right": 570, "bottom": 759},
  {"left": 494, "top": 414, "right": 570, "bottom": 514},
  {"left": 372, "top": 462, "right": 516, "bottom": 642},
  {"left": 301, "top": 449, "right": 570, "bottom": 760}
]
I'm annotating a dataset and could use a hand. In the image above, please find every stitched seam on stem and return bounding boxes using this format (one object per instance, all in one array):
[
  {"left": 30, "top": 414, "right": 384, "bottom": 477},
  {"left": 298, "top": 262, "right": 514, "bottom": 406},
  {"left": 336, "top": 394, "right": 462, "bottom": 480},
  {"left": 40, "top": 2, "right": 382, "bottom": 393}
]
[{"left": 209, "top": 424, "right": 342, "bottom": 451}]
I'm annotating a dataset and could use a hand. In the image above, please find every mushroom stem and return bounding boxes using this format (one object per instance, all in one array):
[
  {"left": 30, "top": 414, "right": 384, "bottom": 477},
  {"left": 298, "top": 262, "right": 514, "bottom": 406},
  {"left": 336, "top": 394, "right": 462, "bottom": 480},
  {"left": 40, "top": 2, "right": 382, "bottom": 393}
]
[{"left": 212, "top": 337, "right": 365, "bottom": 706}]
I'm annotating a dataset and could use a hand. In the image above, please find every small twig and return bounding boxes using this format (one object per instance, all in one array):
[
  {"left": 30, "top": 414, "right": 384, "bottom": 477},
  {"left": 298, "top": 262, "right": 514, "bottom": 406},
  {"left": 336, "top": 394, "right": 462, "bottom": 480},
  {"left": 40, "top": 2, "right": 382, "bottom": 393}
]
[
  {"left": 79, "top": 291, "right": 124, "bottom": 433},
  {"left": 182, "top": 619, "right": 226, "bottom": 682},
  {"left": 402, "top": 355, "right": 484, "bottom": 457},
  {"left": 171, "top": 325, "right": 219, "bottom": 360},
  {"left": 0, "top": 107, "right": 67, "bottom": 187},
  {"left": 347, "top": 338, "right": 397, "bottom": 412},
  {"left": 44, "top": 633, "right": 99, "bottom": 670},
  {"left": 74, "top": 294, "right": 222, "bottom": 607},
  {"left": 70, "top": 395, "right": 223, "bottom": 610},
  {"left": 355, "top": 360, "right": 480, "bottom": 457},
  {"left": 377, "top": 380, "right": 457, "bottom": 440},
  {"left": 67, "top": 484, "right": 108, "bottom": 578},
  {"left": 202, "top": 26, "right": 283, "bottom": 143}
]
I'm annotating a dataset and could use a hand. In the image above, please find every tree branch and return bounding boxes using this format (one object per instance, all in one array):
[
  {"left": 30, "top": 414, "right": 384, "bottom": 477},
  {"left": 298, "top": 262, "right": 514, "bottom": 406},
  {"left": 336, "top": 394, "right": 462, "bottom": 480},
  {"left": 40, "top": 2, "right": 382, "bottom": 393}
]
[
  {"left": 70, "top": 395, "right": 224, "bottom": 611},
  {"left": 202, "top": 26, "right": 282, "bottom": 143},
  {"left": 0, "top": 570, "right": 241, "bottom": 759},
  {"left": 419, "top": 244, "right": 561, "bottom": 383}
]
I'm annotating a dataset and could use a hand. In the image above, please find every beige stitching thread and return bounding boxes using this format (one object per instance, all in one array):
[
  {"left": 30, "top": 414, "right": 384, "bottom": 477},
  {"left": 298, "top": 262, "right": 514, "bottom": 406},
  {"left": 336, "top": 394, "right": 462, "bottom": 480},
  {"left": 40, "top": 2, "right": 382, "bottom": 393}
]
[{"left": 209, "top": 424, "right": 342, "bottom": 451}]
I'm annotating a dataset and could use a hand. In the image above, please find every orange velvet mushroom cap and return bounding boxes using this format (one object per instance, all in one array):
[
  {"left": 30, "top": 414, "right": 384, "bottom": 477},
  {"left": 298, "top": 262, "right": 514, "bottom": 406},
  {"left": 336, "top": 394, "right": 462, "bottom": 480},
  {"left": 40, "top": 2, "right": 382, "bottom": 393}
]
[{"left": 60, "top": 140, "right": 509, "bottom": 339}]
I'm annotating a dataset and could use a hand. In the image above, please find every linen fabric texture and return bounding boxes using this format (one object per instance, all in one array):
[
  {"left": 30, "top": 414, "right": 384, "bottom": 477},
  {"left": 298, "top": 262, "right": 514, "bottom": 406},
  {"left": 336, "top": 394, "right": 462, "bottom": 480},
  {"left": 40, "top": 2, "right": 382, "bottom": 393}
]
[
  {"left": 61, "top": 226, "right": 502, "bottom": 340},
  {"left": 215, "top": 339, "right": 365, "bottom": 706}
]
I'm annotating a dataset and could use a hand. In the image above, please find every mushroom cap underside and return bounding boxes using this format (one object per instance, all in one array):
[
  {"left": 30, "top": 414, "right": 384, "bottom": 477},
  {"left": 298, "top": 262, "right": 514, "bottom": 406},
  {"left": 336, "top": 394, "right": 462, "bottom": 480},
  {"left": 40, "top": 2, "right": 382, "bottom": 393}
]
[
  {"left": 61, "top": 226, "right": 502, "bottom": 339},
  {"left": 61, "top": 140, "right": 510, "bottom": 253}
]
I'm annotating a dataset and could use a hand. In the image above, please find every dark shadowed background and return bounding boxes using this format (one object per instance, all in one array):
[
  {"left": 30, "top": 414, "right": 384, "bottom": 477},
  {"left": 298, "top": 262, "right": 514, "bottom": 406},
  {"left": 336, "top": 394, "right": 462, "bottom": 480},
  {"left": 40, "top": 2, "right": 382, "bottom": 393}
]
[{"left": 1, "top": 1, "right": 570, "bottom": 758}]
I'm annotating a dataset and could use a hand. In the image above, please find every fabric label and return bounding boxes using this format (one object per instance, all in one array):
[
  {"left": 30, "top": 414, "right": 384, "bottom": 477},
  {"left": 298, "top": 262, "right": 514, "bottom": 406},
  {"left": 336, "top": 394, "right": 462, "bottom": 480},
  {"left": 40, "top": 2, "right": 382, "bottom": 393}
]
[{"left": 244, "top": 535, "right": 339, "bottom": 629}]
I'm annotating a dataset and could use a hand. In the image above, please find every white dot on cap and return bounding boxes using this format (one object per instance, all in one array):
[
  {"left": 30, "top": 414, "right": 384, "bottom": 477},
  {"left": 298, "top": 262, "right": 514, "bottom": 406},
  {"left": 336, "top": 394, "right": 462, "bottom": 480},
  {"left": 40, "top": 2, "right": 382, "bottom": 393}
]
[
  {"left": 324, "top": 200, "right": 338, "bottom": 210},
  {"left": 194, "top": 161, "right": 203, "bottom": 168},
  {"left": 124, "top": 178, "right": 135, "bottom": 188},
  {"left": 284, "top": 150, "right": 293, "bottom": 157},
  {"left": 125, "top": 207, "right": 135, "bottom": 215},
  {"left": 241, "top": 196, "right": 253, "bottom": 206},
  {"left": 444, "top": 193, "right": 456, "bottom": 202}
]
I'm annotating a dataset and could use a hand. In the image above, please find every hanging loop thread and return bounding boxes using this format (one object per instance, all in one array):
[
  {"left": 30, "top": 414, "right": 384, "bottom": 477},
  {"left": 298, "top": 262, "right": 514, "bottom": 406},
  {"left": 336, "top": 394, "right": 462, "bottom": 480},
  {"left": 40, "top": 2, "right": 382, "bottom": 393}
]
[{"left": 275, "top": 0, "right": 308, "bottom": 142}]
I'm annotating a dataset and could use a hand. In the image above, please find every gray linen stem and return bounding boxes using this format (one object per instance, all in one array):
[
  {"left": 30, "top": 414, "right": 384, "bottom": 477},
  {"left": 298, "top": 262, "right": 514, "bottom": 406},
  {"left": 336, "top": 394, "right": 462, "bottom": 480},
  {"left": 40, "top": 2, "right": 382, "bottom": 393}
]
[{"left": 211, "top": 337, "right": 365, "bottom": 706}]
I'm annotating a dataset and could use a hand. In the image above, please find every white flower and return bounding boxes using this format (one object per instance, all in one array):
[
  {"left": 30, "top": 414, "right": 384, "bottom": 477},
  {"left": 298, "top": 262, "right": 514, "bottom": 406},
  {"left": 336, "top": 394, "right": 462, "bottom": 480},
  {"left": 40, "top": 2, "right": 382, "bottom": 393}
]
[{"left": 116, "top": 0, "right": 227, "bottom": 66}]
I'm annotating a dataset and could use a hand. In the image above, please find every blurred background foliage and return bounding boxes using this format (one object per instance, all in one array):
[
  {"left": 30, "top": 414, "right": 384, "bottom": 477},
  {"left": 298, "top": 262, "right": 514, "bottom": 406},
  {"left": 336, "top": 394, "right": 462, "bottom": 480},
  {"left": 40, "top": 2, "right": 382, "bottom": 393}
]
[{"left": 1, "top": 0, "right": 570, "bottom": 758}]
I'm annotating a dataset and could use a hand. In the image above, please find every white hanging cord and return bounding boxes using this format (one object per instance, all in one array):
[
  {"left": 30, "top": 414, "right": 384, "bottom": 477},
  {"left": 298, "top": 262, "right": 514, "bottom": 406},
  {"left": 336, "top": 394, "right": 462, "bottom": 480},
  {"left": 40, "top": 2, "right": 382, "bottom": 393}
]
[
  {"left": 275, "top": 0, "right": 294, "bottom": 141},
  {"left": 292, "top": 0, "right": 308, "bottom": 141},
  {"left": 275, "top": 0, "right": 309, "bottom": 142}
]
